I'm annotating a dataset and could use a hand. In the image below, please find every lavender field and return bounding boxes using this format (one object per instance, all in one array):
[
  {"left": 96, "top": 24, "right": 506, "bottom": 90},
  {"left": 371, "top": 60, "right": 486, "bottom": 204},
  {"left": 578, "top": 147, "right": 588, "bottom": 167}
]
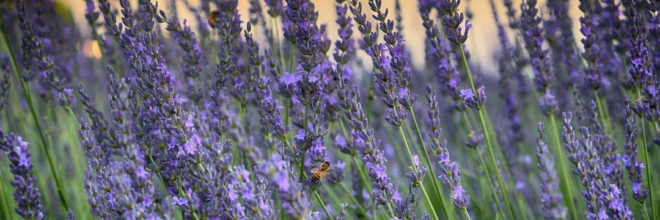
[{"left": 0, "top": 0, "right": 659, "bottom": 219}]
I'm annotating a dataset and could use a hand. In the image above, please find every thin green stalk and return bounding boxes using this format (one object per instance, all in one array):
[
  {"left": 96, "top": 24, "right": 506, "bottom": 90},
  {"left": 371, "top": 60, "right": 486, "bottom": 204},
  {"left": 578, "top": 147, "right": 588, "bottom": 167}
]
[
  {"left": 338, "top": 117, "right": 373, "bottom": 193},
  {"left": 351, "top": 156, "right": 373, "bottom": 193},
  {"left": 284, "top": 99, "right": 291, "bottom": 126},
  {"left": 460, "top": 112, "right": 496, "bottom": 214},
  {"left": 314, "top": 190, "right": 332, "bottom": 219},
  {"left": 461, "top": 208, "right": 472, "bottom": 220},
  {"left": 386, "top": 126, "right": 409, "bottom": 167},
  {"left": 458, "top": 45, "right": 513, "bottom": 219},
  {"left": 339, "top": 183, "right": 367, "bottom": 215},
  {"left": 637, "top": 90, "right": 656, "bottom": 220},
  {"left": 287, "top": 44, "right": 295, "bottom": 72},
  {"left": 639, "top": 117, "right": 655, "bottom": 219},
  {"left": 643, "top": 205, "right": 650, "bottom": 220},
  {"left": 0, "top": 170, "right": 13, "bottom": 220},
  {"left": 409, "top": 110, "right": 450, "bottom": 219},
  {"left": 271, "top": 18, "right": 286, "bottom": 75},
  {"left": 477, "top": 110, "right": 514, "bottom": 219},
  {"left": 0, "top": 18, "right": 69, "bottom": 211},
  {"left": 548, "top": 114, "right": 579, "bottom": 220},
  {"left": 385, "top": 201, "right": 396, "bottom": 219},
  {"left": 148, "top": 155, "right": 170, "bottom": 197},
  {"left": 398, "top": 127, "right": 439, "bottom": 220},
  {"left": 594, "top": 93, "right": 612, "bottom": 135},
  {"left": 322, "top": 185, "right": 343, "bottom": 211},
  {"left": 475, "top": 142, "right": 505, "bottom": 216},
  {"left": 299, "top": 105, "right": 309, "bottom": 183}
]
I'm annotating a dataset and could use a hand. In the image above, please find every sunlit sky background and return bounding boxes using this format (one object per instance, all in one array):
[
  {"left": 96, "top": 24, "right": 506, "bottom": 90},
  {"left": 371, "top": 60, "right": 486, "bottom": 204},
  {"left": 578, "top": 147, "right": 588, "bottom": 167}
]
[{"left": 60, "top": 0, "right": 583, "bottom": 75}]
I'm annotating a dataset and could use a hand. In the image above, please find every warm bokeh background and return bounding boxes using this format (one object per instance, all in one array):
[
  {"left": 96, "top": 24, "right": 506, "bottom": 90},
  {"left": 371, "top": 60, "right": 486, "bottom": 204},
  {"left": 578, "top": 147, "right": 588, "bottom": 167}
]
[{"left": 60, "top": 0, "right": 583, "bottom": 75}]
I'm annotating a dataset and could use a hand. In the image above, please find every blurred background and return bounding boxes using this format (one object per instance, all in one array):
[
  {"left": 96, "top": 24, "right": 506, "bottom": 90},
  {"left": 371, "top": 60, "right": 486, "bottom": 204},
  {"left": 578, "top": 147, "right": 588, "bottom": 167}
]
[{"left": 59, "top": 0, "right": 583, "bottom": 75}]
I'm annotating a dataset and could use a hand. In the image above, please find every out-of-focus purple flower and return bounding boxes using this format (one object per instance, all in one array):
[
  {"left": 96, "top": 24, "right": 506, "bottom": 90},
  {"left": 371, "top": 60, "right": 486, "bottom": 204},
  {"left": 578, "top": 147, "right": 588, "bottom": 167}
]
[
  {"left": 350, "top": 0, "right": 414, "bottom": 127},
  {"left": 265, "top": 0, "right": 284, "bottom": 17},
  {"left": 439, "top": 0, "right": 472, "bottom": 45},
  {"left": 420, "top": 11, "right": 465, "bottom": 111},
  {"left": 539, "top": 91, "right": 558, "bottom": 115},
  {"left": 0, "top": 55, "right": 11, "bottom": 111},
  {"left": 0, "top": 132, "right": 42, "bottom": 219},
  {"left": 536, "top": 122, "right": 567, "bottom": 220},
  {"left": 623, "top": 100, "right": 649, "bottom": 203},
  {"left": 17, "top": 0, "right": 74, "bottom": 108},
  {"left": 258, "top": 154, "right": 312, "bottom": 219},
  {"left": 579, "top": 0, "right": 607, "bottom": 91},
  {"left": 623, "top": 0, "right": 652, "bottom": 90},
  {"left": 462, "top": 86, "right": 486, "bottom": 110},
  {"left": 327, "top": 160, "right": 346, "bottom": 184},
  {"left": 166, "top": 18, "right": 205, "bottom": 104},
  {"left": 520, "top": 0, "right": 558, "bottom": 115}
]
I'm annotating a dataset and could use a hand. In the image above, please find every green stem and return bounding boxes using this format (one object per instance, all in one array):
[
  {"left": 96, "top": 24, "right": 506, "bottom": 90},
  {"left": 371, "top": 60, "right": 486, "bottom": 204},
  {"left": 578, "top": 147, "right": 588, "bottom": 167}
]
[
  {"left": 478, "top": 110, "right": 514, "bottom": 219},
  {"left": 299, "top": 105, "right": 309, "bottom": 183},
  {"left": 322, "top": 185, "right": 342, "bottom": 211},
  {"left": 475, "top": 142, "right": 505, "bottom": 216},
  {"left": 460, "top": 112, "right": 495, "bottom": 213},
  {"left": 351, "top": 156, "right": 373, "bottom": 193},
  {"left": 461, "top": 208, "right": 472, "bottom": 220},
  {"left": 385, "top": 201, "right": 396, "bottom": 219},
  {"left": 284, "top": 99, "right": 291, "bottom": 126},
  {"left": 314, "top": 190, "right": 332, "bottom": 219},
  {"left": 0, "top": 17, "right": 69, "bottom": 211},
  {"left": 637, "top": 90, "right": 656, "bottom": 220},
  {"left": 409, "top": 110, "right": 450, "bottom": 219},
  {"left": 594, "top": 92, "right": 611, "bottom": 135},
  {"left": 298, "top": 150, "right": 307, "bottom": 183},
  {"left": 288, "top": 44, "right": 295, "bottom": 72},
  {"left": 398, "top": 127, "right": 439, "bottom": 220},
  {"left": 458, "top": 45, "right": 513, "bottom": 219},
  {"left": 339, "top": 183, "right": 367, "bottom": 215},
  {"left": 0, "top": 170, "right": 13, "bottom": 220},
  {"left": 549, "top": 114, "right": 579, "bottom": 220},
  {"left": 640, "top": 117, "right": 655, "bottom": 219}
]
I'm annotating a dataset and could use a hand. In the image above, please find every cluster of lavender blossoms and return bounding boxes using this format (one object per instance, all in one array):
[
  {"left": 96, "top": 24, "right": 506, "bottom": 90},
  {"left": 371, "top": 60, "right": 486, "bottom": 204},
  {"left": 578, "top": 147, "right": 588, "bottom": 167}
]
[{"left": 1, "top": 0, "right": 660, "bottom": 219}]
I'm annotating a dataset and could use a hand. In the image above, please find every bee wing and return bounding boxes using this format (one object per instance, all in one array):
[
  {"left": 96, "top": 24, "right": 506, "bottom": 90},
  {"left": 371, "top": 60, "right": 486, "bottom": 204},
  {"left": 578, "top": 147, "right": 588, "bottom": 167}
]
[{"left": 311, "top": 166, "right": 319, "bottom": 174}]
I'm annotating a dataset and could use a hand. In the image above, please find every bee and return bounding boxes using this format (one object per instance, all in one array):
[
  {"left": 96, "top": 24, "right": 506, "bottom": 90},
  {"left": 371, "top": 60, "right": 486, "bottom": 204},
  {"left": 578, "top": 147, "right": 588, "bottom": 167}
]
[
  {"left": 208, "top": 10, "right": 220, "bottom": 29},
  {"left": 310, "top": 161, "right": 331, "bottom": 183}
]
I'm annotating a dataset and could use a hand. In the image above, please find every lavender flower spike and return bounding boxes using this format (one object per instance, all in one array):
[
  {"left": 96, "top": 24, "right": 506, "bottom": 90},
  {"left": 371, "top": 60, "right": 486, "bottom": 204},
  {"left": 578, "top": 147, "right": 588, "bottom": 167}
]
[
  {"left": 0, "top": 131, "right": 43, "bottom": 219},
  {"left": 520, "top": 0, "right": 558, "bottom": 115},
  {"left": 624, "top": 100, "right": 649, "bottom": 203},
  {"left": 536, "top": 122, "right": 567, "bottom": 220},
  {"left": 426, "top": 85, "right": 469, "bottom": 209}
]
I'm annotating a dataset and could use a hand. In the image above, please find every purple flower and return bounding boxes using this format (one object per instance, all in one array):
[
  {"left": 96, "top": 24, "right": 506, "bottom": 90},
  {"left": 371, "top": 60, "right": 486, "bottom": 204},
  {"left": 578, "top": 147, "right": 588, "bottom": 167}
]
[
  {"left": 1, "top": 132, "right": 42, "bottom": 219},
  {"left": 623, "top": 100, "right": 649, "bottom": 203},
  {"left": 536, "top": 123, "right": 567, "bottom": 219},
  {"left": 426, "top": 85, "right": 469, "bottom": 209},
  {"left": 165, "top": 17, "right": 206, "bottom": 103},
  {"left": 172, "top": 196, "right": 188, "bottom": 206},
  {"left": 462, "top": 86, "right": 487, "bottom": 110},
  {"left": 579, "top": 1, "right": 608, "bottom": 91},
  {"left": 623, "top": 0, "right": 652, "bottom": 90},
  {"left": 258, "top": 154, "right": 312, "bottom": 219},
  {"left": 0, "top": 56, "right": 10, "bottom": 111},
  {"left": 440, "top": 0, "right": 472, "bottom": 44},
  {"left": 16, "top": 0, "right": 74, "bottom": 108},
  {"left": 520, "top": 0, "right": 558, "bottom": 115}
]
